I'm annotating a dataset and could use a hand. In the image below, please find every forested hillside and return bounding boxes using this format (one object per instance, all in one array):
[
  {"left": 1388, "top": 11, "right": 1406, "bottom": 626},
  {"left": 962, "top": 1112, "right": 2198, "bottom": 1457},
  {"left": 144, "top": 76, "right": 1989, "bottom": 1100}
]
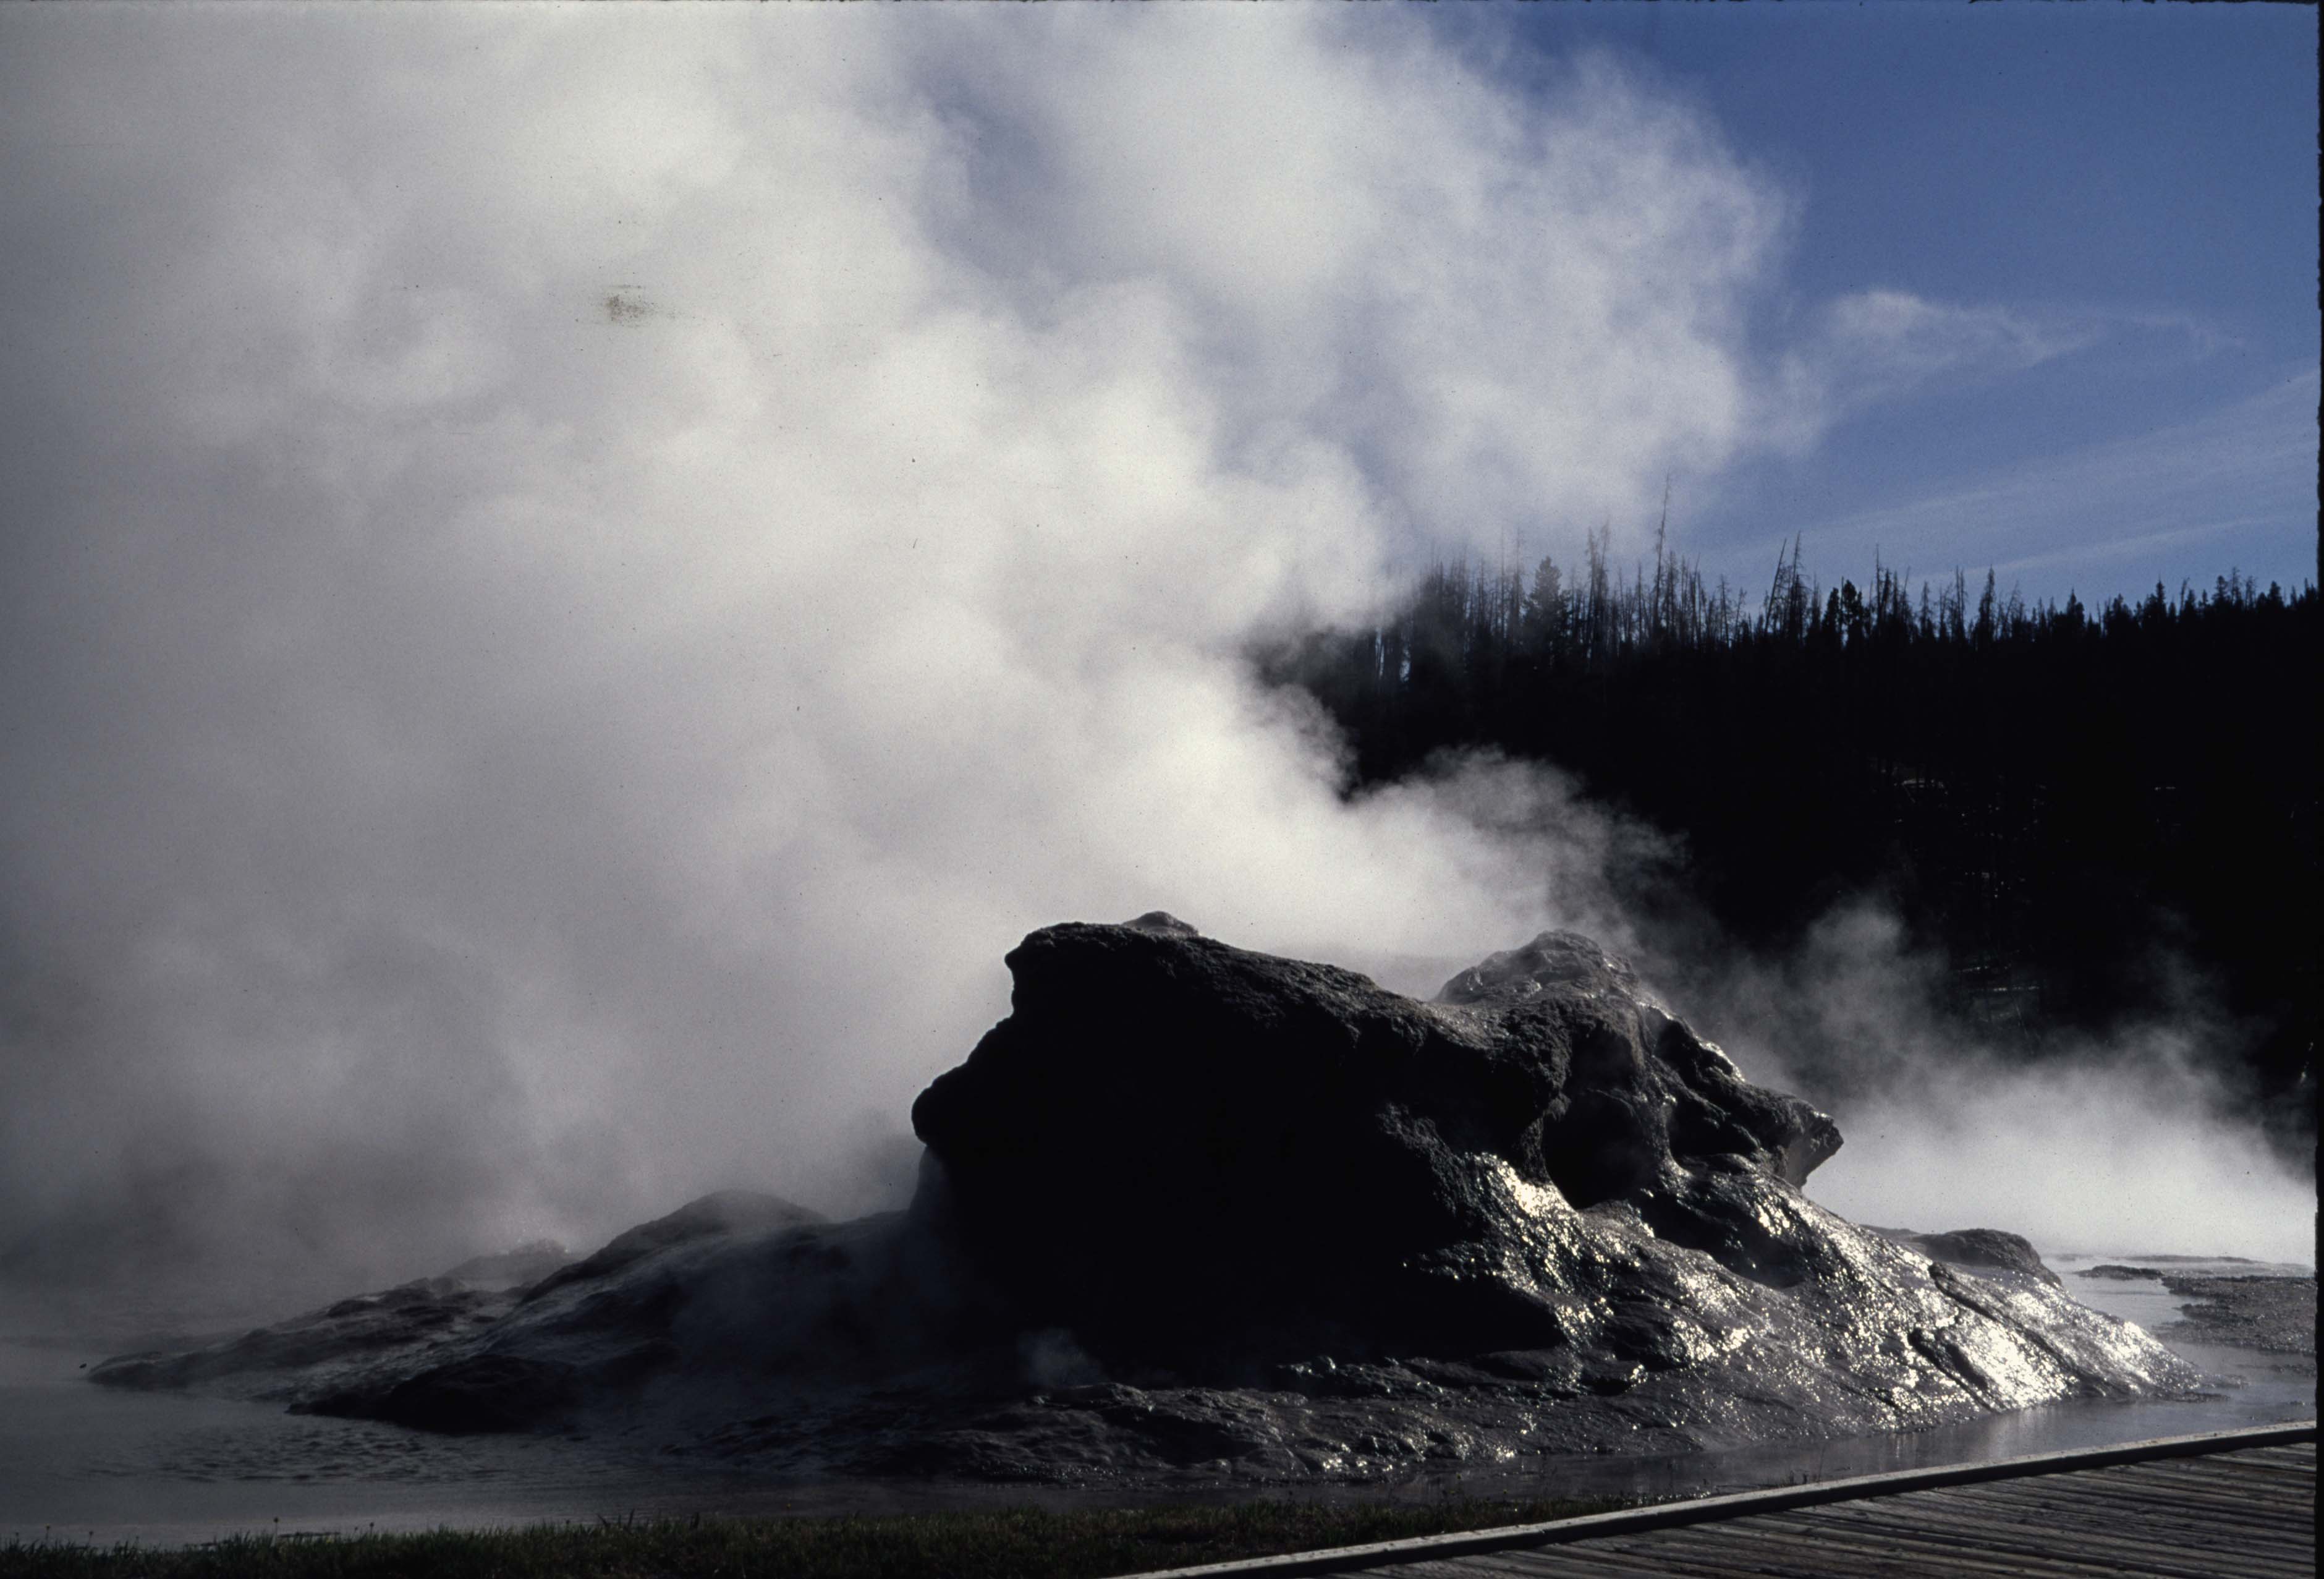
[{"left": 1260, "top": 531, "right": 2317, "bottom": 1150}]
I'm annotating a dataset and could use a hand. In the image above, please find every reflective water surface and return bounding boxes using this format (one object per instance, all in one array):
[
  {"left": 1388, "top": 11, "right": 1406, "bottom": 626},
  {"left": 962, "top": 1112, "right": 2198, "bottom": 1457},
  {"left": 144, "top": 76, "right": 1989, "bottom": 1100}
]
[{"left": 2, "top": 1251, "right": 2309, "bottom": 1550}]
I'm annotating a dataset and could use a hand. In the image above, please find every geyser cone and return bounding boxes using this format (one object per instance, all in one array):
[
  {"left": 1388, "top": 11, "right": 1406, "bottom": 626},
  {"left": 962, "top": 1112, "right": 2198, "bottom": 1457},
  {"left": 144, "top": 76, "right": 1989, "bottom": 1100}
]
[
  {"left": 91, "top": 917, "right": 2199, "bottom": 1479},
  {"left": 909, "top": 914, "right": 1847, "bottom": 1366}
]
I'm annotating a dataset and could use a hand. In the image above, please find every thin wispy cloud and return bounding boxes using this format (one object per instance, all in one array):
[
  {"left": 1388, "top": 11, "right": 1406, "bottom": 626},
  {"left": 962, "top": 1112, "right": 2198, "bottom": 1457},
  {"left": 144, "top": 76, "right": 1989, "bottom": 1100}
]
[
  {"left": 1817, "top": 290, "right": 2102, "bottom": 401},
  {"left": 1760, "top": 289, "right": 2237, "bottom": 453},
  {"left": 1757, "top": 367, "right": 2317, "bottom": 589}
]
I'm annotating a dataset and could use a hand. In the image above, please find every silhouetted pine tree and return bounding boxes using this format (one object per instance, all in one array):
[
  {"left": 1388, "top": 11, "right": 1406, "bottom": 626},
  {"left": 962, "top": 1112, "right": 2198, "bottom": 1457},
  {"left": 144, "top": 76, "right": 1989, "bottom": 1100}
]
[{"left": 1258, "top": 548, "right": 2318, "bottom": 1149}]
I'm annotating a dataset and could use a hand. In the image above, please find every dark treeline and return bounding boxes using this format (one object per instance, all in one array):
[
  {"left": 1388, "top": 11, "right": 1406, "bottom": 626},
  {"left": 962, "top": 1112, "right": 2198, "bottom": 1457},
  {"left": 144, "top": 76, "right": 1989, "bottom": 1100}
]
[{"left": 1261, "top": 529, "right": 2317, "bottom": 1146}]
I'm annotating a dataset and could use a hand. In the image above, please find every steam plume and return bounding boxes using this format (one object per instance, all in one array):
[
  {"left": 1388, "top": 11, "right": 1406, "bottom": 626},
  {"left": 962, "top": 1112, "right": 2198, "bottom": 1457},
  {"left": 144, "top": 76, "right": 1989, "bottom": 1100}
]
[{"left": 0, "top": 9, "right": 2304, "bottom": 1310}]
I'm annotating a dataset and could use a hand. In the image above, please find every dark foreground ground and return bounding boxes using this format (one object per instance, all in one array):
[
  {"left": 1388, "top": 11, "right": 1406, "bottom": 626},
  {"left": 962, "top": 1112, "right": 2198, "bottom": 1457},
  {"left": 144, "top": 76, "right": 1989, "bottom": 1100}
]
[{"left": 0, "top": 1493, "right": 1634, "bottom": 1579}]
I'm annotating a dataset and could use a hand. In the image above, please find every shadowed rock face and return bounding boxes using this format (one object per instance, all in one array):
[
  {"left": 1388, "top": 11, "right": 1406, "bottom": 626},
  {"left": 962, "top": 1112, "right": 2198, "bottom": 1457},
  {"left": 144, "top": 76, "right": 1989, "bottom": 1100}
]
[{"left": 90, "top": 918, "right": 2203, "bottom": 1479}]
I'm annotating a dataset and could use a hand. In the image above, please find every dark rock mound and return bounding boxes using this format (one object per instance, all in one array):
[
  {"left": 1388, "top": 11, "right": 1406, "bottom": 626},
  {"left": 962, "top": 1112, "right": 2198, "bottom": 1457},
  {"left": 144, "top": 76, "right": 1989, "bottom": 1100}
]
[
  {"left": 911, "top": 924, "right": 1844, "bottom": 1366},
  {"left": 886, "top": 922, "right": 2190, "bottom": 1475},
  {"left": 2080, "top": 1264, "right": 2165, "bottom": 1281},
  {"left": 91, "top": 918, "right": 2201, "bottom": 1479},
  {"left": 1870, "top": 1227, "right": 2061, "bottom": 1287}
]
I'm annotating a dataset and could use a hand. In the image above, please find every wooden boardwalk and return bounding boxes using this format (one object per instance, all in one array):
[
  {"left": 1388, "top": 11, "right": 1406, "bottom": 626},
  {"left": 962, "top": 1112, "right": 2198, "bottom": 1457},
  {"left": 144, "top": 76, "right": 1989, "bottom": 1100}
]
[
  {"left": 1379, "top": 1440, "right": 2315, "bottom": 1577},
  {"left": 1135, "top": 1423, "right": 2317, "bottom": 1579}
]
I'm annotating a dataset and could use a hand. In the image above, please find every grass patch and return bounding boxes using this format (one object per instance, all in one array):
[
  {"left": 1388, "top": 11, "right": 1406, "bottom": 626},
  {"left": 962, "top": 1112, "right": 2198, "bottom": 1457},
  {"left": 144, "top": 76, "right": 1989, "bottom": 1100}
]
[{"left": 1, "top": 1494, "right": 1635, "bottom": 1578}]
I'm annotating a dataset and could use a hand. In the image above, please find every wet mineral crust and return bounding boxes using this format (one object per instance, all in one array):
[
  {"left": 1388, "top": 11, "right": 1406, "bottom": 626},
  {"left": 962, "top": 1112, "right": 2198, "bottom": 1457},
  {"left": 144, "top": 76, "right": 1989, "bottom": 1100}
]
[
  {"left": 90, "top": 917, "right": 2203, "bottom": 1480},
  {"left": 2160, "top": 1275, "right": 2317, "bottom": 1370}
]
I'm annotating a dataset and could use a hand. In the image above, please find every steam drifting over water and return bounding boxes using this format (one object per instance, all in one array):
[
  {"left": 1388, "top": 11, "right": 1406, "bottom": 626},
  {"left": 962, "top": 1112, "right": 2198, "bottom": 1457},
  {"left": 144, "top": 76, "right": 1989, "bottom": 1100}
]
[
  {"left": 1666, "top": 906, "right": 2317, "bottom": 1268},
  {"left": 0, "top": 8, "right": 2307, "bottom": 1314}
]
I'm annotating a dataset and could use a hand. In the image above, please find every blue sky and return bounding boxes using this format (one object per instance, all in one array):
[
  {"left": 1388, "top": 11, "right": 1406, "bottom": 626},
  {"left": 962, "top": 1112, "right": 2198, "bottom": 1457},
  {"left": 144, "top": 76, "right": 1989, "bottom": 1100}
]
[{"left": 1448, "top": 5, "right": 2318, "bottom": 606}]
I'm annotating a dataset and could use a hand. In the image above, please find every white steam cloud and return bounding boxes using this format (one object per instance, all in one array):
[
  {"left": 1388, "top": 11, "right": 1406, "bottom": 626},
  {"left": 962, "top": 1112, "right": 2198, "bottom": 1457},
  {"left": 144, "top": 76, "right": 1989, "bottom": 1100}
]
[
  {"left": 0, "top": 9, "right": 2303, "bottom": 1306},
  {"left": 1818, "top": 1060, "right": 2315, "bottom": 1267},
  {"left": 1682, "top": 906, "right": 2315, "bottom": 1267}
]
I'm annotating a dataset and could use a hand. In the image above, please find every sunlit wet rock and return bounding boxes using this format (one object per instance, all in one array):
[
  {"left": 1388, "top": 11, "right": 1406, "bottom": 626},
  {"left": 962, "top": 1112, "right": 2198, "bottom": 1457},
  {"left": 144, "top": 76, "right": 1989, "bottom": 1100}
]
[{"left": 90, "top": 917, "right": 2204, "bottom": 1479}]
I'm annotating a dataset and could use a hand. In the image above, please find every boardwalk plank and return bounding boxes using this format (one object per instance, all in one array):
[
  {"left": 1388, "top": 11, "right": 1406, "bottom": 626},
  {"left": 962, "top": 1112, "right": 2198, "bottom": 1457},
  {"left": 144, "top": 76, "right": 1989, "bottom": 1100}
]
[
  {"left": 1980, "top": 1479, "right": 2305, "bottom": 1534},
  {"left": 1564, "top": 1534, "right": 1935, "bottom": 1579},
  {"left": 1604, "top": 1519, "right": 2116, "bottom": 1579},
  {"left": 1491, "top": 1554, "right": 1766, "bottom": 1578},
  {"left": 1924, "top": 1479, "right": 2324, "bottom": 1525},
  {"left": 1156, "top": 1426, "right": 2318, "bottom": 1579},
  {"left": 2081, "top": 1458, "right": 2311, "bottom": 1496},
  {"left": 2240, "top": 1445, "right": 2317, "bottom": 1468},
  {"left": 2181, "top": 1449, "right": 2318, "bottom": 1476},
  {"left": 2108, "top": 1461, "right": 2318, "bottom": 1502},
  {"left": 1992, "top": 1457, "right": 2311, "bottom": 1496},
  {"left": 1903, "top": 1487, "right": 2317, "bottom": 1554},
  {"left": 1768, "top": 1502, "right": 2302, "bottom": 1579},
  {"left": 1745, "top": 1509, "right": 2242, "bottom": 1578},
  {"left": 1637, "top": 1515, "right": 2097, "bottom": 1566},
  {"left": 1844, "top": 1478, "right": 2310, "bottom": 1531},
  {"left": 1544, "top": 1535, "right": 1938, "bottom": 1579},
  {"left": 1409, "top": 1550, "right": 1738, "bottom": 1579},
  {"left": 2113, "top": 1455, "right": 2317, "bottom": 1487},
  {"left": 2124, "top": 1444, "right": 2313, "bottom": 1471},
  {"left": 1371, "top": 1464, "right": 2323, "bottom": 1579},
  {"left": 1977, "top": 1466, "right": 2315, "bottom": 1516},
  {"left": 1797, "top": 1497, "right": 2241, "bottom": 1551},
  {"left": 2194, "top": 1451, "right": 2305, "bottom": 1479},
  {"left": 1814, "top": 1498, "right": 2314, "bottom": 1573}
]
